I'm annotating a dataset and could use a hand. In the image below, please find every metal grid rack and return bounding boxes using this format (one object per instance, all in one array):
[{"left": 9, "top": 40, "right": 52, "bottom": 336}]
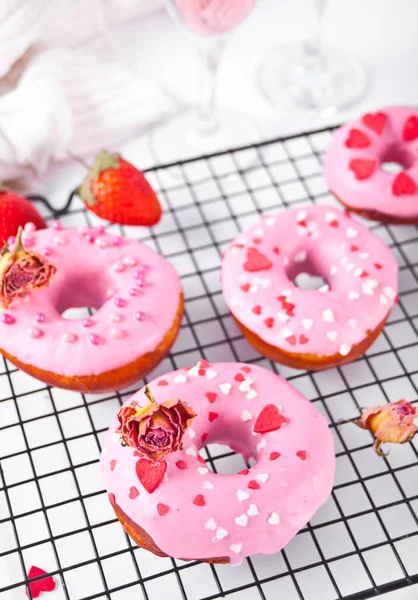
[{"left": 0, "top": 126, "right": 418, "bottom": 600}]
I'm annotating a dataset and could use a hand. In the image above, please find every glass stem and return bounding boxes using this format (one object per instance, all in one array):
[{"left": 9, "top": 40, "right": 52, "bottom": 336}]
[
  {"left": 303, "top": 0, "right": 328, "bottom": 66},
  {"left": 195, "top": 38, "right": 225, "bottom": 133}
]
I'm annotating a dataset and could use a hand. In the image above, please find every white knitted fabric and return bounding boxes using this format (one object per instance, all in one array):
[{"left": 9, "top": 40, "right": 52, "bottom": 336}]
[{"left": 0, "top": 0, "right": 167, "bottom": 183}]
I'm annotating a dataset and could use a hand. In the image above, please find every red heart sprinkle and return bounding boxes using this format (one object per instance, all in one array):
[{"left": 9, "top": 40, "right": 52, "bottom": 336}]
[
  {"left": 299, "top": 334, "right": 309, "bottom": 345},
  {"left": 248, "top": 480, "right": 260, "bottom": 490},
  {"left": 252, "top": 238, "right": 261, "bottom": 244},
  {"left": 157, "top": 503, "right": 169, "bottom": 516},
  {"left": 361, "top": 112, "right": 387, "bottom": 135},
  {"left": 374, "top": 263, "right": 383, "bottom": 270},
  {"left": 234, "top": 373, "right": 246, "bottom": 382},
  {"left": 205, "top": 392, "right": 217, "bottom": 403},
  {"left": 269, "top": 452, "right": 281, "bottom": 461},
  {"left": 243, "top": 247, "right": 273, "bottom": 272},
  {"left": 238, "top": 469, "right": 249, "bottom": 475},
  {"left": 402, "top": 115, "right": 418, "bottom": 141},
  {"left": 176, "top": 460, "right": 188, "bottom": 470},
  {"left": 136, "top": 459, "right": 167, "bottom": 494},
  {"left": 110, "top": 460, "right": 117, "bottom": 471},
  {"left": 193, "top": 494, "right": 206, "bottom": 507},
  {"left": 129, "top": 487, "right": 139, "bottom": 499},
  {"left": 198, "top": 369, "right": 206, "bottom": 376},
  {"left": 345, "top": 129, "right": 371, "bottom": 149},
  {"left": 26, "top": 566, "right": 55, "bottom": 598},
  {"left": 360, "top": 270, "right": 369, "bottom": 278},
  {"left": 329, "top": 219, "right": 339, "bottom": 228},
  {"left": 296, "top": 450, "right": 307, "bottom": 461},
  {"left": 254, "top": 404, "right": 288, "bottom": 433},
  {"left": 208, "top": 411, "right": 219, "bottom": 422},
  {"left": 350, "top": 244, "right": 359, "bottom": 252},
  {"left": 157, "top": 380, "right": 168, "bottom": 386},
  {"left": 392, "top": 172, "right": 417, "bottom": 196},
  {"left": 108, "top": 493, "right": 116, "bottom": 505},
  {"left": 349, "top": 158, "right": 377, "bottom": 181},
  {"left": 241, "top": 366, "right": 251, "bottom": 373},
  {"left": 199, "top": 359, "right": 209, "bottom": 368},
  {"left": 201, "top": 433, "right": 208, "bottom": 443},
  {"left": 264, "top": 317, "right": 274, "bottom": 328},
  {"left": 252, "top": 305, "right": 262, "bottom": 315},
  {"left": 197, "top": 455, "right": 206, "bottom": 464},
  {"left": 240, "top": 283, "right": 250, "bottom": 292},
  {"left": 273, "top": 246, "right": 280, "bottom": 254},
  {"left": 286, "top": 334, "right": 297, "bottom": 346}
]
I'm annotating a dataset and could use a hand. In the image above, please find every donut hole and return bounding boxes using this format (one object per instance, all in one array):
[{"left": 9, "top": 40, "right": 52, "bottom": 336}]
[
  {"left": 55, "top": 272, "right": 110, "bottom": 319},
  {"left": 381, "top": 145, "right": 415, "bottom": 174},
  {"left": 200, "top": 443, "right": 253, "bottom": 475},
  {"left": 198, "top": 425, "right": 258, "bottom": 475},
  {"left": 286, "top": 258, "right": 329, "bottom": 291}
]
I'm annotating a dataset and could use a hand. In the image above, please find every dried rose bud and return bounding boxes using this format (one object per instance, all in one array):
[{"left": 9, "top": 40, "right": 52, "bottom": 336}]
[
  {"left": 117, "top": 386, "right": 196, "bottom": 461},
  {"left": 0, "top": 227, "right": 57, "bottom": 308},
  {"left": 355, "top": 400, "right": 418, "bottom": 456}
]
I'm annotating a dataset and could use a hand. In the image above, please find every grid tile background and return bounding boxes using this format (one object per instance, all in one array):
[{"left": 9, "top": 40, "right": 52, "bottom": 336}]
[{"left": 1, "top": 127, "right": 418, "bottom": 600}]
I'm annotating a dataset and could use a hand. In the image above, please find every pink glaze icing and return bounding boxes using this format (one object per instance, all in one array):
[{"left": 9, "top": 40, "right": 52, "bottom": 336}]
[
  {"left": 100, "top": 361, "right": 335, "bottom": 564},
  {"left": 323, "top": 106, "right": 418, "bottom": 221},
  {"left": 173, "top": 0, "right": 256, "bottom": 36},
  {"left": 0, "top": 225, "right": 182, "bottom": 380},
  {"left": 221, "top": 205, "right": 398, "bottom": 361}
]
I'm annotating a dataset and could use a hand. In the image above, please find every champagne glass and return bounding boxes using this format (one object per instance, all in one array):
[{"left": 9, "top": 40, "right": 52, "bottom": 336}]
[
  {"left": 258, "top": 0, "right": 367, "bottom": 115},
  {"left": 151, "top": 0, "right": 258, "bottom": 163}
]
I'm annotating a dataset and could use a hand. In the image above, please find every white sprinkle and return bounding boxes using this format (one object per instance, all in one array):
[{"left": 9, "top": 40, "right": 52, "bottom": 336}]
[
  {"left": 322, "top": 309, "right": 334, "bottom": 322},
  {"left": 353, "top": 268, "right": 363, "bottom": 277},
  {"left": 346, "top": 263, "right": 355, "bottom": 272},
  {"left": 361, "top": 281, "right": 375, "bottom": 295},
  {"left": 348, "top": 291, "right": 360, "bottom": 300},
  {"left": 238, "top": 273, "right": 248, "bottom": 283},
  {"left": 339, "top": 344, "right": 352, "bottom": 356},
  {"left": 235, "top": 514, "right": 248, "bottom": 527},
  {"left": 247, "top": 504, "right": 259, "bottom": 516},
  {"left": 256, "top": 473, "right": 269, "bottom": 483},
  {"left": 188, "top": 366, "right": 199, "bottom": 377},
  {"left": 281, "top": 289, "right": 293, "bottom": 298},
  {"left": 253, "top": 228, "right": 264, "bottom": 237},
  {"left": 294, "top": 250, "right": 307, "bottom": 263},
  {"left": 198, "top": 467, "right": 209, "bottom": 475},
  {"left": 189, "top": 428, "right": 196, "bottom": 439},
  {"left": 318, "top": 285, "right": 330, "bottom": 293},
  {"left": 205, "top": 518, "right": 217, "bottom": 531},
  {"left": 380, "top": 293, "right": 389, "bottom": 305},
  {"left": 348, "top": 319, "right": 357, "bottom": 329},
  {"left": 282, "top": 256, "right": 289, "bottom": 267},
  {"left": 330, "top": 265, "right": 338, "bottom": 276},
  {"left": 219, "top": 383, "right": 231, "bottom": 395},
  {"left": 282, "top": 327, "right": 293, "bottom": 339},
  {"left": 185, "top": 447, "right": 197, "bottom": 456},
  {"left": 237, "top": 490, "right": 250, "bottom": 501},
  {"left": 325, "top": 212, "right": 337, "bottom": 223},
  {"left": 265, "top": 217, "right": 276, "bottom": 227},
  {"left": 326, "top": 331, "right": 338, "bottom": 341},
  {"left": 204, "top": 481, "right": 214, "bottom": 490},
  {"left": 230, "top": 543, "right": 243, "bottom": 554},
  {"left": 268, "top": 512, "right": 280, "bottom": 525},
  {"left": 230, "top": 298, "right": 239, "bottom": 307},
  {"left": 206, "top": 370, "right": 217, "bottom": 380},
  {"left": 247, "top": 389, "right": 257, "bottom": 400},
  {"left": 278, "top": 311, "right": 289, "bottom": 323},
  {"left": 239, "top": 380, "right": 251, "bottom": 393},
  {"left": 297, "top": 210, "right": 307, "bottom": 222},
  {"left": 301, "top": 318, "right": 313, "bottom": 330},
  {"left": 346, "top": 227, "right": 358, "bottom": 238},
  {"left": 359, "top": 252, "right": 369, "bottom": 260},
  {"left": 174, "top": 374, "right": 187, "bottom": 383},
  {"left": 297, "top": 225, "right": 309, "bottom": 236},
  {"left": 383, "top": 286, "right": 396, "bottom": 299},
  {"left": 216, "top": 527, "right": 228, "bottom": 540},
  {"left": 257, "top": 439, "right": 266, "bottom": 452},
  {"left": 242, "top": 410, "right": 253, "bottom": 422},
  {"left": 340, "top": 256, "right": 348, "bottom": 266}
]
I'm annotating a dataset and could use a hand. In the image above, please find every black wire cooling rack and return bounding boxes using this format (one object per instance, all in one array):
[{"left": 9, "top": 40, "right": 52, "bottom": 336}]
[{"left": 1, "top": 125, "right": 418, "bottom": 600}]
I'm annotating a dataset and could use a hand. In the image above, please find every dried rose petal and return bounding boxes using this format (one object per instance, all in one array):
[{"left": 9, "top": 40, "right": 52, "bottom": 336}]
[
  {"left": 117, "top": 386, "right": 196, "bottom": 461},
  {"left": 0, "top": 228, "right": 56, "bottom": 308},
  {"left": 355, "top": 399, "right": 418, "bottom": 456}
]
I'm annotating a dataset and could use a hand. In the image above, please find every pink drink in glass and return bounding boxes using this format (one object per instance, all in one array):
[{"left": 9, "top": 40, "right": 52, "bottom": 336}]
[{"left": 173, "top": 0, "right": 256, "bottom": 36}]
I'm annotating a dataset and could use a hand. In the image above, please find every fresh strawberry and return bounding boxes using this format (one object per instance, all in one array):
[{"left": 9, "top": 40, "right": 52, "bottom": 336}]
[
  {"left": 0, "top": 190, "right": 46, "bottom": 247},
  {"left": 78, "top": 150, "right": 162, "bottom": 226}
]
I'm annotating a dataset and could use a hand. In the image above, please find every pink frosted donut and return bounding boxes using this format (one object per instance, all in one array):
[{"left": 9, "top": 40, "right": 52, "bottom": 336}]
[
  {"left": 0, "top": 224, "right": 183, "bottom": 393},
  {"left": 323, "top": 106, "right": 418, "bottom": 223},
  {"left": 100, "top": 360, "right": 335, "bottom": 564},
  {"left": 221, "top": 205, "right": 398, "bottom": 370}
]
